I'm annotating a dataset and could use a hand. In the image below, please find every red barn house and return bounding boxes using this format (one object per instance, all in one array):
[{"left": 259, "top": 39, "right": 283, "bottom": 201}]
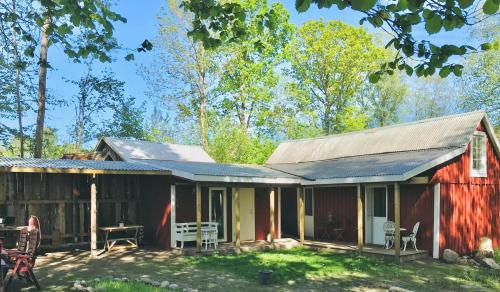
[{"left": 0, "top": 111, "right": 498, "bottom": 261}]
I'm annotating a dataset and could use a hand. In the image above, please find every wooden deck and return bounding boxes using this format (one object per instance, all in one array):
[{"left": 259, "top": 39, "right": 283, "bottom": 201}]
[
  {"left": 303, "top": 239, "right": 429, "bottom": 262},
  {"left": 172, "top": 238, "right": 428, "bottom": 262}
]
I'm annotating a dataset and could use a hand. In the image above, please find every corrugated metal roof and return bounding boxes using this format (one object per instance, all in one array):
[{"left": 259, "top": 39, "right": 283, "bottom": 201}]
[
  {"left": 266, "top": 148, "right": 463, "bottom": 182},
  {"left": 0, "top": 157, "right": 169, "bottom": 174},
  {"left": 100, "top": 137, "right": 215, "bottom": 163},
  {"left": 132, "top": 159, "right": 299, "bottom": 179},
  {"left": 267, "top": 111, "right": 486, "bottom": 164}
]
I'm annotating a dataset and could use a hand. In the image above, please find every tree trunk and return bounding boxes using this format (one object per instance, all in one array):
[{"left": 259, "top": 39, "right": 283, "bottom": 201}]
[
  {"left": 12, "top": 0, "right": 24, "bottom": 157},
  {"left": 198, "top": 46, "right": 209, "bottom": 151},
  {"left": 34, "top": 16, "right": 51, "bottom": 158}
]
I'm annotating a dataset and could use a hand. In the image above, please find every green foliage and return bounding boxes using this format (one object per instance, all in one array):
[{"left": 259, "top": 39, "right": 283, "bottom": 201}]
[
  {"left": 285, "top": 20, "right": 385, "bottom": 134},
  {"left": 99, "top": 96, "right": 146, "bottom": 140},
  {"left": 208, "top": 118, "right": 276, "bottom": 164},
  {"left": 460, "top": 18, "right": 499, "bottom": 127},
  {"left": 215, "top": 0, "right": 293, "bottom": 131},
  {"left": 182, "top": 0, "right": 498, "bottom": 80},
  {"left": 91, "top": 280, "right": 169, "bottom": 292},
  {"left": 406, "top": 76, "right": 458, "bottom": 120}
]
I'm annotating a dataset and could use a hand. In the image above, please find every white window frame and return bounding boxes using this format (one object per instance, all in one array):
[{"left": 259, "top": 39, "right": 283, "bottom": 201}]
[
  {"left": 209, "top": 187, "right": 227, "bottom": 242},
  {"left": 470, "top": 131, "right": 487, "bottom": 177}
]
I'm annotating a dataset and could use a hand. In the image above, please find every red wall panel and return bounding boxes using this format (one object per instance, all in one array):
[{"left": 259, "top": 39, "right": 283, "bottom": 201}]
[
  {"left": 281, "top": 187, "right": 298, "bottom": 237},
  {"left": 141, "top": 176, "right": 171, "bottom": 249},
  {"left": 440, "top": 183, "right": 500, "bottom": 254},
  {"left": 254, "top": 187, "right": 279, "bottom": 240},
  {"left": 313, "top": 187, "right": 358, "bottom": 242}
]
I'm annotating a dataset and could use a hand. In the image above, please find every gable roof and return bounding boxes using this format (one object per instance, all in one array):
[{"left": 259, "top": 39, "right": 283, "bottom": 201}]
[
  {"left": 96, "top": 137, "right": 215, "bottom": 163},
  {"left": 267, "top": 111, "right": 496, "bottom": 164}
]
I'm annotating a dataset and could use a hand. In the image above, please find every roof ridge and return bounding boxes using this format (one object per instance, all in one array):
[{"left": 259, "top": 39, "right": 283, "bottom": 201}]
[
  {"left": 277, "top": 110, "right": 485, "bottom": 144},
  {"left": 104, "top": 137, "right": 204, "bottom": 148}
]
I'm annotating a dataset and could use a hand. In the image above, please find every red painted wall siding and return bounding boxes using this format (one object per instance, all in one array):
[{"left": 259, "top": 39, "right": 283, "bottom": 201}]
[
  {"left": 440, "top": 183, "right": 500, "bottom": 254},
  {"left": 176, "top": 185, "right": 196, "bottom": 223},
  {"left": 314, "top": 187, "right": 358, "bottom": 242},
  {"left": 254, "top": 188, "right": 279, "bottom": 240},
  {"left": 141, "top": 176, "right": 171, "bottom": 249},
  {"left": 429, "top": 123, "right": 500, "bottom": 254}
]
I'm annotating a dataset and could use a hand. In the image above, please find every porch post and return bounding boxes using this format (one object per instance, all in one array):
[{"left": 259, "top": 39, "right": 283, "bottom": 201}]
[
  {"left": 298, "top": 187, "right": 305, "bottom": 244},
  {"left": 170, "top": 184, "right": 176, "bottom": 248},
  {"left": 433, "top": 183, "right": 441, "bottom": 259},
  {"left": 269, "top": 188, "right": 275, "bottom": 243},
  {"left": 90, "top": 174, "right": 98, "bottom": 257},
  {"left": 234, "top": 187, "right": 241, "bottom": 249},
  {"left": 196, "top": 183, "right": 202, "bottom": 252},
  {"left": 357, "top": 184, "right": 363, "bottom": 253},
  {"left": 394, "top": 182, "right": 401, "bottom": 263},
  {"left": 277, "top": 187, "right": 281, "bottom": 239}
]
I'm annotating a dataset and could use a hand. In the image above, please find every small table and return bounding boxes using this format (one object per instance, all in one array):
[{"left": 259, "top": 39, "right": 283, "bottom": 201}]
[{"left": 99, "top": 225, "right": 143, "bottom": 252}]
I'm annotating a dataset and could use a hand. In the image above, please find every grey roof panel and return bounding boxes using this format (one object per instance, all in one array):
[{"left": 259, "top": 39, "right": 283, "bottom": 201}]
[
  {"left": 0, "top": 157, "right": 167, "bottom": 173},
  {"left": 102, "top": 137, "right": 215, "bottom": 163},
  {"left": 267, "top": 111, "right": 485, "bottom": 164},
  {"left": 132, "top": 159, "right": 299, "bottom": 179},
  {"left": 266, "top": 148, "right": 460, "bottom": 180}
]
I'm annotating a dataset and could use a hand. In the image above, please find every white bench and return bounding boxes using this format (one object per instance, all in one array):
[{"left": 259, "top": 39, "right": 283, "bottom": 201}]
[{"left": 174, "top": 222, "right": 218, "bottom": 249}]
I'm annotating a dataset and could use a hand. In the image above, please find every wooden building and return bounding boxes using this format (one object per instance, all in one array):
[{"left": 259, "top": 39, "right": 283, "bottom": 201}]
[{"left": 0, "top": 111, "right": 498, "bottom": 261}]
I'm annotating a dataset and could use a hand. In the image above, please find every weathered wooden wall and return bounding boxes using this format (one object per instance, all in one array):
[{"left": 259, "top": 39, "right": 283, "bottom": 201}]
[{"left": 0, "top": 172, "right": 142, "bottom": 247}]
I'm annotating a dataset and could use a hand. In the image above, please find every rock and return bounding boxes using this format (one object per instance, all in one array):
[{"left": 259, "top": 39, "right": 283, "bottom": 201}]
[
  {"left": 121, "top": 277, "right": 128, "bottom": 282},
  {"left": 480, "top": 258, "right": 500, "bottom": 270},
  {"left": 169, "top": 283, "right": 179, "bottom": 289},
  {"left": 94, "top": 278, "right": 100, "bottom": 282},
  {"left": 457, "top": 257, "right": 468, "bottom": 265},
  {"left": 442, "top": 249, "right": 459, "bottom": 264},
  {"left": 96, "top": 288, "right": 105, "bottom": 292},
  {"left": 113, "top": 277, "right": 122, "bottom": 282},
  {"left": 388, "top": 287, "right": 414, "bottom": 292},
  {"left": 151, "top": 280, "right": 161, "bottom": 287},
  {"left": 160, "top": 281, "right": 170, "bottom": 288},
  {"left": 478, "top": 237, "right": 494, "bottom": 253},
  {"left": 468, "top": 258, "right": 481, "bottom": 267}
]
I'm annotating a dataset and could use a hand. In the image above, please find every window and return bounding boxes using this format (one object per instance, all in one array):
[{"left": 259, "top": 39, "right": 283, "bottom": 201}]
[
  {"left": 471, "top": 132, "right": 487, "bottom": 177},
  {"left": 305, "top": 188, "right": 313, "bottom": 216},
  {"left": 373, "top": 187, "right": 386, "bottom": 217}
]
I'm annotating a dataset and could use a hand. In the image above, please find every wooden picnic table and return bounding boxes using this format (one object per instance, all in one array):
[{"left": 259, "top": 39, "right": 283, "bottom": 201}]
[
  {"left": 0, "top": 226, "right": 26, "bottom": 232},
  {"left": 99, "top": 225, "right": 143, "bottom": 252}
]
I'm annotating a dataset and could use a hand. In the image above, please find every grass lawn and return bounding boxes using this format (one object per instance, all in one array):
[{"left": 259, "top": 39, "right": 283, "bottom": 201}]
[
  {"left": 11, "top": 247, "right": 500, "bottom": 291},
  {"left": 91, "top": 280, "right": 170, "bottom": 292}
]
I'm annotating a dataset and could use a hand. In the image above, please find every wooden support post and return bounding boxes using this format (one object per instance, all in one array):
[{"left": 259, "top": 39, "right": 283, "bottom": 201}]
[
  {"left": 234, "top": 187, "right": 241, "bottom": 249},
  {"left": 90, "top": 174, "right": 98, "bottom": 257},
  {"left": 79, "top": 202, "right": 85, "bottom": 242},
  {"left": 357, "top": 184, "right": 363, "bottom": 253},
  {"left": 196, "top": 183, "right": 202, "bottom": 252},
  {"left": 269, "top": 188, "right": 275, "bottom": 243},
  {"left": 394, "top": 182, "right": 401, "bottom": 263},
  {"left": 298, "top": 187, "right": 305, "bottom": 244},
  {"left": 277, "top": 187, "right": 281, "bottom": 239},
  {"left": 58, "top": 202, "right": 65, "bottom": 246},
  {"left": 170, "top": 185, "right": 176, "bottom": 248}
]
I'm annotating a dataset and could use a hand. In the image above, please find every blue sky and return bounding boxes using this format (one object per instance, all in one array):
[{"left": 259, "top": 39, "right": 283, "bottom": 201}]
[{"left": 7, "top": 0, "right": 468, "bottom": 144}]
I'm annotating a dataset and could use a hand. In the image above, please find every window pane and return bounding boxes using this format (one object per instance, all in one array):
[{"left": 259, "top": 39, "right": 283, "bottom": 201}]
[
  {"left": 211, "top": 190, "right": 224, "bottom": 239},
  {"left": 373, "top": 188, "right": 386, "bottom": 217},
  {"left": 472, "top": 134, "right": 486, "bottom": 173},
  {"left": 305, "top": 188, "right": 313, "bottom": 216}
]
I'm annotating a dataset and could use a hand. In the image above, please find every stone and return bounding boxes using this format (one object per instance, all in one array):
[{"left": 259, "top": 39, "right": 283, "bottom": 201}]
[
  {"left": 457, "top": 257, "right": 468, "bottom": 265},
  {"left": 94, "top": 278, "right": 100, "bottom": 282},
  {"left": 388, "top": 287, "right": 414, "bottom": 292},
  {"left": 96, "top": 288, "right": 105, "bottom": 292},
  {"left": 169, "top": 283, "right": 179, "bottom": 289},
  {"left": 151, "top": 280, "right": 161, "bottom": 287},
  {"left": 481, "top": 258, "right": 500, "bottom": 270},
  {"left": 468, "top": 258, "right": 481, "bottom": 267},
  {"left": 121, "top": 277, "right": 129, "bottom": 282},
  {"left": 160, "top": 280, "right": 170, "bottom": 288},
  {"left": 478, "top": 237, "right": 494, "bottom": 253},
  {"left": 442, "top": 249, "right": 459, "bottom": 264}
]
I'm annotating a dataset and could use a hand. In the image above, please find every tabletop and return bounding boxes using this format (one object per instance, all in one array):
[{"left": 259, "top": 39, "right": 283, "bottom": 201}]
[
  {"left": 99, "top": 225, "right": 144, "bottom": 232},
  {"left": 0, "top": 226, "right": 26, "bottom": 231}
]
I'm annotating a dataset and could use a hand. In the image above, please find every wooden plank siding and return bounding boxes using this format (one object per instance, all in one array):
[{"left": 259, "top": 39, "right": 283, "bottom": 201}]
[
  {"left": 0, "top": 172, "right": 144, "bottom": 247},
  {"left": 254, "top": 187, "right": 279, "bottom": 241},
  {"left": 140, "top": 176, "right": 171, "bottom": 249},
  {"left": 428, "top": 122, "right": 500, "bottom": 255}
]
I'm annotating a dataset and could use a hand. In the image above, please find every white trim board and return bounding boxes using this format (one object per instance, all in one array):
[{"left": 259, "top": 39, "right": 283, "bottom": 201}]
[{"left": 433, "top": 183, "right": 441, "bottom": 259}]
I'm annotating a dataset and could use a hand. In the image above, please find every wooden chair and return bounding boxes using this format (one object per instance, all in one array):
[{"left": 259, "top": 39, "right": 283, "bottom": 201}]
[
  {"left": 5, "top": 216, "right": 42, "bottom": 290},
  {"left": 5, "top": 227, "right": 29, "bottom": 256}
]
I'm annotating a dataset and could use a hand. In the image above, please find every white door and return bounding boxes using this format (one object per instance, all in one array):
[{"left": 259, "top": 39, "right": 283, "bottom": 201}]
[
  {"left": 365, "top": 186, "right": 388, "bottom": 245},
  {"left": 209, "top": 187, "right": 227, "bottom": 241},
  {"left": 238, "top": 188, "right": 255, "bottom": 241},
  {"left": 304, "top": 188, "right": 314, "bottom": 238}
]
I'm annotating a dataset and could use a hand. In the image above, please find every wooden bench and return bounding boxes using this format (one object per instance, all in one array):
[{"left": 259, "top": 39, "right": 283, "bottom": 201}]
[{"left": 174, "top": 222, "right": 218, "bottom": 249}]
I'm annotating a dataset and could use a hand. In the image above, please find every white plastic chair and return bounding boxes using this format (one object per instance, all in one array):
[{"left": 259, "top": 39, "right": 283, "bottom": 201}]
[
  {"left": 402, "top": 222, "right": 420, "bottom": 251},
  {"left": 383, "top": 221, "right": 395, "bottom": 249}
]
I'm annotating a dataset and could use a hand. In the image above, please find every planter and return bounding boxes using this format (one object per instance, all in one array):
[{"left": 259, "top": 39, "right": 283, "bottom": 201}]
[{"left": 258, "top": 270, "right": 273, "bottom": 285}]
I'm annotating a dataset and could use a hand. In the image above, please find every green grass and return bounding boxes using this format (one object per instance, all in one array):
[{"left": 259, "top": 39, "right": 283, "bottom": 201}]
[
  {"left": 91, "top": 280, "right": 170, "bottom": 292},
  {"left": 184, "top": 247, "right": 500, "bottom": 290},
  {"left": 495, "top": 249, "right": 500, "bottom": 263}
]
